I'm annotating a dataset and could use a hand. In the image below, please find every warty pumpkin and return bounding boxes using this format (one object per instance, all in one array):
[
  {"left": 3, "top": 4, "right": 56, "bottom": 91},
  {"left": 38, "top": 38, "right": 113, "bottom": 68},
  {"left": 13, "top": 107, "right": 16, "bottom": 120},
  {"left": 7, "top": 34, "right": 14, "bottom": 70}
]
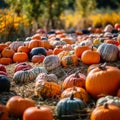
[{"left": 86, "top": 63, "right": 120, "bottom": 99}]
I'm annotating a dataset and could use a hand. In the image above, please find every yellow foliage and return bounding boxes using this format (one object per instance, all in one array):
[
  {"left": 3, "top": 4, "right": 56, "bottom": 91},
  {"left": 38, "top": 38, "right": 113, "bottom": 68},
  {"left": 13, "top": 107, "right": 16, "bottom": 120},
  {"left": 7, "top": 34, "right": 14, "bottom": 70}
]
[{"left": 0, "top": 9, "right": 29, "bottom": 34}]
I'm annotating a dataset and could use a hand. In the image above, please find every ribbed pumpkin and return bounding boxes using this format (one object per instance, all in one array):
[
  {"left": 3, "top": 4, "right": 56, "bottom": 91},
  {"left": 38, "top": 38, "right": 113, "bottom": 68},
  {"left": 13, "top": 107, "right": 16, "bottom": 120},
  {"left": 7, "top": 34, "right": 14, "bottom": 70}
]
[
  {"left": 62, "top": 70, "right": 86, "bottom": 90},
  {"left": 9, "top": 41, "right": 24, "bottom": 52},
  {"left": 0, "top": 75, "right": 10, "bottom": 93},
  {"left": 56, "top": 94, "right": 86, "bottom": 119},
  {"left": 36, "top": 73, "right": 58, "bottom": 83},
  {"left": 0, "top": 104, "right": 10, "bottom": 120},
  {"left": 0, "top": 43, "right": 8, "bottom": 52},
  {"left": 6, "top": 96, "right": 35, "bottom": 117},
  {"left": 0, "top": 57, "right": 12, "bottom": 65},
  {"left": 31, "top": 67, "right": 48, "bottom": 77},
  {"left": 43, "top": 55, "right": 60, "bottom": 71},
  {"left": 31, "top": 54, "right": 45, "bottom": 63},
  {"left": 13, "top": 52, "right": 28, "bottom": 63},
  {"left": 13, "top": 69, "right": 36, "bottom": 84},
  {"left": 0, "top": 64, "right": 7, "bottom": 73},
  {"left": 81, "top": 47, "right": 100, "bottom": 64},
  {"left": 97, "top": 43, "right": 119, "bottom": 62},
  {"left": 1, "top": 47, "right": 15, "bottom": 58},
  {"left": 86, "top": 63, "right": 120, "bottom": 99},
  {"left": 90, "top": 103, "right": 120, "bottom": 120},
  {"left": 17, "top": 45, "right": 30, "bottom": 54},
  {"left": 34, "top": 80, "right": 61, "bottom": 98},
  {"left": 96, "top": 95, "right": 120, "bottom": 107},
  {"left": 61, "top": 87, "right": 89, "bottom": 103},
  {"left": 61, "top": 54, "right": 78, "bottom": 67}
]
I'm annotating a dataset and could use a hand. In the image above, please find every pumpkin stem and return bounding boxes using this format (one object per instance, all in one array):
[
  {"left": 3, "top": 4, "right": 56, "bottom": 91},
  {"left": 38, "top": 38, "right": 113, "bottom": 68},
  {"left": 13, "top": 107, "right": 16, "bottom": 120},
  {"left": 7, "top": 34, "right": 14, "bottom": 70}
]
[
  {"left": 37, "top": 105, "right": 40, "bottom": 109},
  {"left": 104, "top": 103, "right": 109, "bottom": 109},
  {"left": 98, "top": 62, "right": 107, "bottom": 70},
  {"left": 91, "top": 46, "right": 94, "bottom": 51},
  {"left": 74, "top": 70, "right": 81, "bottom": 78},
  {"left": 70, "top": 93, "right": 74, "bottom": 100}
]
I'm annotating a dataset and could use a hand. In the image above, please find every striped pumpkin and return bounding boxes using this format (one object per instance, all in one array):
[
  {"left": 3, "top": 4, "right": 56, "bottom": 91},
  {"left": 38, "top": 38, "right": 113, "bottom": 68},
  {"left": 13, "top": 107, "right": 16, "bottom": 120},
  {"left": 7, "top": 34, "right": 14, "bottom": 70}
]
[
  {"left": 13, "top": 69, "right": 35, "bottom": 84},
  {"left": 43, "top": 55, "right": 60, "bottom": 71},
  {"left": 97, "top": 43, "right": 119, "bottom": 62}
]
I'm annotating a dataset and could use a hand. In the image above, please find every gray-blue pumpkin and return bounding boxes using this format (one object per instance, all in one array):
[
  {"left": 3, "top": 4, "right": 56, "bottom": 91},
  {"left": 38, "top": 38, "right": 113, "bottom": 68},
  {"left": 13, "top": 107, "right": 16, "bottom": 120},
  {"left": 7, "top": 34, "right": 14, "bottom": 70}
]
[
  {"left": 56, "top": 94, "right": 86, "bottom": 119},
  {"left": 0, "top": 75, "right": 10, "bottom": 92}
]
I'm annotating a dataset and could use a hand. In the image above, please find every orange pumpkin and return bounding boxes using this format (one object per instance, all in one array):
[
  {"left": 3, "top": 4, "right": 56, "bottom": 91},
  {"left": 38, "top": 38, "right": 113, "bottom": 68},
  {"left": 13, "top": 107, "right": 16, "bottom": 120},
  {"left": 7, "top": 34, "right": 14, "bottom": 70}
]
[
  {"left": 17, "top": 45, "right": 30, "bottom": 54},
  {"left": 41, "top": 40, "right": 52, "bottom": 49},
  {"left": 0, "top": 57, "right": 12, "bottom": 65},
  {"left": 61, "top": 38, "right": 74, "bottom": 44},
  {"left": 0, "top": 104, "right": 10, "bottom": 120},
  {"left": 61, "top": 87, "right": 89, "bottom": 103},
  {"left": 86, "top": 63, "right": 120, "bottom": 99},
  {"left": 53, "top": 45, "right": 63, "bottom": 55},
  {"left": 1, "top": 47, "right": 15, "bottom": 58},
  {"left": 6, "top": 96, "right": 35, "bottom": 117},
  {"left": 114, "top": 23, "right": 120, "bottom": 29},
  {"left": 13, "top": 52, "right": 28, "bottom": 63},
  {"left": 117, "top": 34, "right": 120, "bottom": 44},
  {"left": 91, "top": 103, "right": 120, "bottom": 120},
  {"left": 81, "top": 47, "right": 100, "bottom": 64},
  {"left": 28, "top": 40, "right": 42, "bottom": 50},
  {"left": 75, "top": 45, "right": 90, "bottom": 58},
  {"left": 31, "top": 34, "right": 41, "bottom": 40},
  {"left": 0, "top": 43, "right": 8, "bottom": 52},
  {"left": 23, "top": 106, "right": 53, "bottom": 120},
  {"left": 46, "top": 49, "right": 53, "bottom": 56}
]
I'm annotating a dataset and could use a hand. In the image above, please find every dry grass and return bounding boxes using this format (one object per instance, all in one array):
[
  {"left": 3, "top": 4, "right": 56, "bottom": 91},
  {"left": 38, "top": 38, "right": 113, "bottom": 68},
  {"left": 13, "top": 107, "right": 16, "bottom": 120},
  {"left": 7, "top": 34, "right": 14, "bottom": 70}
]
[{"left": 1, "top": 60, "right": 120, "bottom": 120}]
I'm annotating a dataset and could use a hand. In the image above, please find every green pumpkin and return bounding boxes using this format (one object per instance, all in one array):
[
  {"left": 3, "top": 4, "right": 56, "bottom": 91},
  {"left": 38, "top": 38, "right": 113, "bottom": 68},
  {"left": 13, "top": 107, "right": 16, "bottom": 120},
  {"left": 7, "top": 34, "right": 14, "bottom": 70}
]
[
  {"left": 96, "top": 95, "right": 120, "bottom": 107},
  {"left": 56, "top": 94, "right": 86, "bottom": 119},
  {"left": 97, "top": 43, "right": 119, "bottom": 62},
  {"left": 13, "top": 69, "right": 35, "bottom": 84}
]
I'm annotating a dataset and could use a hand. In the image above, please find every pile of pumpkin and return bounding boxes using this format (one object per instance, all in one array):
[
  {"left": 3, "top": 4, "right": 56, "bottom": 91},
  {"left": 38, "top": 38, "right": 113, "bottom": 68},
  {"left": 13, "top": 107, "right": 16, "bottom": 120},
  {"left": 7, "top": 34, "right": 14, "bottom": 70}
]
[{"left": 0, "top": 24, "right": 120, "bottom": 120}]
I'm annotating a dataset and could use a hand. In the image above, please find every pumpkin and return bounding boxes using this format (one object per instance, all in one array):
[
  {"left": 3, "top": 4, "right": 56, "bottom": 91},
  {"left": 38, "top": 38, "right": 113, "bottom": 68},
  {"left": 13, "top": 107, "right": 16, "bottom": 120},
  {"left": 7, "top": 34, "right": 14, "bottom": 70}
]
[
  {"left": 97, "top": 43, "right": 119, "bottom": 62},
  {"left": 90, "top": 103, "right": 120, "bottom": 120},
  {"left": 34, "top": 81, "right": 61, "bottom": 98},
  {"left": 0, "top": 64, "right": 6, "bottom": 73},
  {"left": 17, "top": 45, "right": 30, "bottom": 54},
  {"left": 62, "top": 70, "right": 86, "bottom": 90},
  {"left": 96, "top": 95, "right": 120, "bottom": 107},
  {"left": 104, "top": 24, "right": 114, "bottom": 33},
  {"left": 61, "top": 38, "right": 74, "bottom": 44},
  {"left": 0, "top": 75, "right": 10, "bottom": 93},
  {"left": 56, "top": 94, "right": 86, "bottom": 118},
  {"left": 0, "top": 104, "right": 10, "bottom": 120},
  {"left": 23, "top": 106, "right": 53, "bottom": 120},
  {"left": 62, "top": 44, "right": 73, "bottom": 51},
  {"left": 6, "top": 96, "right": 35, "bottom": 117},
  {"left": 9, "top": 41, "right": 24, "bottom": 52},
  {"left": 75, "top": 45, "right": 90, "bottom": 58},
  {"left": 61, "top": 54, "right": 78, "bottom": 67},
  {"left": 31, "top": 67, "right": 48, "bottom": 77},
  {"left": 31, "top": 54, "right": 45, "bottom": 63},
  {"left": 43, "top": 55, "right": 60, "bottom": 71},
  {"left": 105, "top": 39, "right": 119, "bottom": 46},
  {"left": 31, "top": 33, "right": 41, "bottom": 40},
  {"left": 14, "top": 62, "right": 32, "bottom": 73},
  {"left": 41, "top": 40, "right": 52, "bottom": 49},
  {"left": 87, "top": 64, "right": 99, "bottom": 74},
  {"left": 13, "top": 69, "right": 36, "bottom": 84},
  {"left": 0, "top": 43, "right": 8, "bottom": 52},
  {"left": 117, "top": 34, "right": 120, "bottom": 44},
  {"left": 29, "top": 47, "right": 47, "bottom": 59},
  {"left": 46, "top": 49, "right": 53, "bottom": 56},
  {"left": 0, "top": 71, "right": 7, "bottom": 76},
  {"left": 1, "top": 47, "right": 15, "bottom": 58},
  {"left": 36, "top": 73, "right": 58, "bottom": 83},
  {"left": 81, "top": 47, "right": 100, "bottom": 64},
  {"left": 114, "top": 23, "right": 120, "bottom": 30},
  {"left": 53, "top": 45, "right": 63, "bottom": 55},
  {"left": 28, "top": 40, "right": 42, "bottom": 50},
  {"left": 61, "top": 87, "right": 89, "bottom": 103},
  {"left": 0, "top": 57, "right": 12, "bottom": 65},
  {"left": 13, "top": 52, "right": 28, "bottom": 63},
  {"left": 86, "top": 63, "right": 120, "bottom": 99}
]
